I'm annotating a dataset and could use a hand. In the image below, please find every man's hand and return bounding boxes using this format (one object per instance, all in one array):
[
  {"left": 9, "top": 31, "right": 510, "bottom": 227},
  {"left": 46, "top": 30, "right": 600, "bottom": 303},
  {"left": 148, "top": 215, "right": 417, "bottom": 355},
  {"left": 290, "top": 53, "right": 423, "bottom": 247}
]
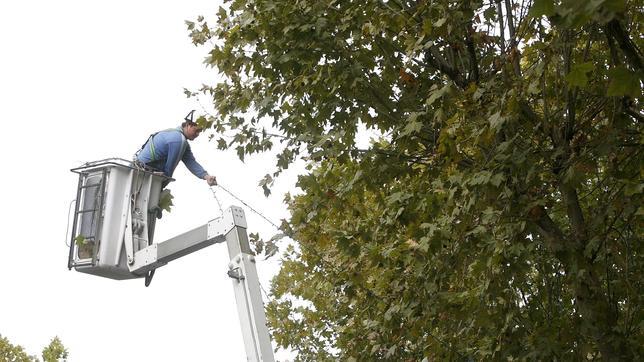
[{"left": 204, "top": 174, "right": 217, "bottom": 186}]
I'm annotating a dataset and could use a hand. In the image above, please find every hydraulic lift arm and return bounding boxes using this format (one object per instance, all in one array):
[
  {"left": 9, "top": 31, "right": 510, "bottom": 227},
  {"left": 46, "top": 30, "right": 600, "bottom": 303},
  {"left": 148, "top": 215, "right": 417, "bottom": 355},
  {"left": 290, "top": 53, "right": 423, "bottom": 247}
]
[
  {"left": 69, "top": 160, "right": 274, "bottom": 361},
  {"left": 129, "top": 206, "right": 275, "bottom": 362}
]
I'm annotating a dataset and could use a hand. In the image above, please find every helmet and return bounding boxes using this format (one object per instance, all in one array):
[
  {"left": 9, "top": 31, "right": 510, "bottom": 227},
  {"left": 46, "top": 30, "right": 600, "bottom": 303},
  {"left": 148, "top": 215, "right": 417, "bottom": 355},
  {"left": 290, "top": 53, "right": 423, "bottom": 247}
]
[{"left": 184, "top": 109, "right": 197, "bottom": 123}]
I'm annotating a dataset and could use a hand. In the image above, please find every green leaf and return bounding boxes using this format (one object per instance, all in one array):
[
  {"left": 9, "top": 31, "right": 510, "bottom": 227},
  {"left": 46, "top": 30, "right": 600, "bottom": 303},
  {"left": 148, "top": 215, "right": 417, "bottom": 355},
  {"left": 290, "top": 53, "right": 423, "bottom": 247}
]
[
  {"left": 603, "top": 0, "right": 627, "bottom": 12},
  {"left": 158, "top": 189, "right": 174, "bottom": 212},
  {"left": 490, "top": 173, "right": 505, "bottom": 187},
  {"left": 259, "top": 174, "right": 273, "bottom": 196},
  {"left": 401, "top": 112, "right": 423, "bottom": 136},
  {"left": 483, "top": 7, "right": 497, "bottom": 21},
  {"left": 362, "top": 22, "right": 376, "bottom": 36},
  {"left": 422, "top": 19, "right": 432, "bottom": 34},
  {"left": 434, "top": 18, "right": 447, "bottom": 27},
  {"left": 528, "top": 0, "right": 555, "bottom": 18},
  {"left": 236, "top": 146, "right": 245, "bottom": 161},
  {"left": 565, "top": 62, "right": 594, "bottom": 88},
  {"left": 250, "top": 232, "right": 264, "bottom": 255},
  {"left": 489, "top": 111, "right": 505, "bottom": 130},
  {"left": 217, "top": 6, "right": 226, "bottom": 19},
  {"left": 264, "top": 240, "right": 279, "bottom": 258},
  {"left": 74, "top": 235, "right": 86, "bottom": 246},
  {"left": 624, "top": 181, "right": 643, "bottom": 196},
  {"left": 426, "top": 84, "right": 451, "bottom": 106},
  {"left": 385, "top": 345, "right": 397, "bottom": 358},
  {"left": 607, "top": 67, "right": 642, "bottom": 97},
  {"left": 195, "top": 115, "right": 212, "bottom": 130}
]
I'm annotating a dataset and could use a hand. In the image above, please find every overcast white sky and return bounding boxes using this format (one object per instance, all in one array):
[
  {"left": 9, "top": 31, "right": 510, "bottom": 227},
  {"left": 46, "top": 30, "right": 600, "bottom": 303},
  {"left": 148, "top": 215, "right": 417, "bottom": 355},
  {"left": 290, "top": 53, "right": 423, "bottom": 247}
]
[{"left": 0, "top": 1, "right": 297, "bottom": 360}]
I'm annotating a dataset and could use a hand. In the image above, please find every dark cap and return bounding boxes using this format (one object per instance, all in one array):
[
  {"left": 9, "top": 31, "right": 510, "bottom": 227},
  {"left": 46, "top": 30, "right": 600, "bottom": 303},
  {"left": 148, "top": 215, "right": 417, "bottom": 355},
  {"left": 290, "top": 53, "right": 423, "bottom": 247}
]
[{"left": 184, "top": 110, "right": 196, "bottom": 123}]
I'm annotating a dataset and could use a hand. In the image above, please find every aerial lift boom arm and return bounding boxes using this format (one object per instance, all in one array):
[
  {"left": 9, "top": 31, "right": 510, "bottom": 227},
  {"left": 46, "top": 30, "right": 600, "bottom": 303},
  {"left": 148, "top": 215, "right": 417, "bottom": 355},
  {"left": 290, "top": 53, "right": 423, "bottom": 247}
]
[
  {"left": 68, "top": 159, "right": 275, "bottom": 361},
  {"left": 129, "top": 206, "right": 274, "bottom": 361}
]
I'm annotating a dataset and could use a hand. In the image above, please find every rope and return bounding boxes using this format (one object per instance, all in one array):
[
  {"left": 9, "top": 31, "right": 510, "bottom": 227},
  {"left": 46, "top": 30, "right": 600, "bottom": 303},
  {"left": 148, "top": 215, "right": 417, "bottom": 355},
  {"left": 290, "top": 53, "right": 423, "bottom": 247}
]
[
  {"left": 212, "top": 183, "right": 281, "bottom": 230},
  {"left": 209, "top": 186, "right": 225, "bottom": 218},
  {"left": 207, "top": 182, "right": 279, "bottom": 304},
  {"left": 260, "top": 282, "right": 272, "bottom": 303}
]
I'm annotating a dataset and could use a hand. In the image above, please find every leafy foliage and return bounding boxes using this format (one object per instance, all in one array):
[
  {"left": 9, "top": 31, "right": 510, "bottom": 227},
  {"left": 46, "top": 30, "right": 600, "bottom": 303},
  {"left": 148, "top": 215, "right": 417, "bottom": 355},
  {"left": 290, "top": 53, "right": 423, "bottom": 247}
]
[
  {"left": 190, "top": 0, "right": 642, "bottom": 360},
  {"left": 158, "top": 189, "right": 174, "bottom": 213},
  {"left": 73, "top": 235, "right": 86, "bottom": 246},
  {"left": 74, "top": 234, "right": 95, "bottom": 260},
  {"left": 0, "top": 335, "right": 34, "bottom": 362},
  {"left": 41, "top": 337, "right": 68, "bottom": 362},
  {"left": 0, "top": 335, "right": 68, "bottom": 362}
]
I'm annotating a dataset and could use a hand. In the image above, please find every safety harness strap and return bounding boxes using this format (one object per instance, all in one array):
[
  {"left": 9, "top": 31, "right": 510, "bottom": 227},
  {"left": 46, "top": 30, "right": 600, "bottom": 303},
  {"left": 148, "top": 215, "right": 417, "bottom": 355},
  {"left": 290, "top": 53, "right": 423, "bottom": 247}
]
[
  {"left": 140, "top": 128, "right": 183, "bottom": 162},
  {"left": 172, "top": 134, "right": 189, "bottom": 173}
]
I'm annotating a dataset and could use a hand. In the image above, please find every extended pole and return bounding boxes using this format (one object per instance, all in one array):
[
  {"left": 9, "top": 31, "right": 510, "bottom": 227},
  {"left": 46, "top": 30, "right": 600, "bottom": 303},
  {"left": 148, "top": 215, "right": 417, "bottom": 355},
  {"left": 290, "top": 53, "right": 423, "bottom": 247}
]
[
  {"left": 224, "top": 208, "right": 275, "bottom": 362},
  {"left": 128, "top": 206, "right": 275, "bottom": 361}
]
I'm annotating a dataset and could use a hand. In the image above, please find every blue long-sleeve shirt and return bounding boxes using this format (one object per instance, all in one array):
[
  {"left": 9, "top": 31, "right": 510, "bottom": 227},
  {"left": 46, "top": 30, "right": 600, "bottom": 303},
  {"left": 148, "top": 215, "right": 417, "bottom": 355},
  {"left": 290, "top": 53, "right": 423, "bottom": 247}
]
[{"left": 136, "top": 127, "right": 208, "bottom": 178}]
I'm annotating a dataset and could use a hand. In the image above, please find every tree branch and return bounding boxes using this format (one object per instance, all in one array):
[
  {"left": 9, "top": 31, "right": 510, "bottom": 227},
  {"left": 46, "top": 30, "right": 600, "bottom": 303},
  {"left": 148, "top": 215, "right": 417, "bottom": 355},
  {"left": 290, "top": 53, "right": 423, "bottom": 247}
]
[
  {"left": 563, "top": 31, "right": 576, "bottom": 142},
  {"left": 604, "top": 19, "right": 643, "bottom": 72},
  {"left": 496, "top": 0, "right": 506, "bottom": 52},
  {"left": 559, "top": 183, "right": 586, "bottom": 246},
  {"left": 504, "top": 0, "right": 522, "bottom": 76},
  {"left": 424, "top": 48, "right": 468, "bottom": 88},
  {"left": 605, "top": 28, "right": 621, "bottom": 66},
  {"left": 518, "top": 100, "right": 543, "bottom": 124},
  {"left": 465, "top": 24, "right": 480, "bottom": 83},
  {"left": 624, "top": 106, "right": 644, "bottom": 123},
  {"left": 529, "top": 206, "right": 567, "bottom": 258}
]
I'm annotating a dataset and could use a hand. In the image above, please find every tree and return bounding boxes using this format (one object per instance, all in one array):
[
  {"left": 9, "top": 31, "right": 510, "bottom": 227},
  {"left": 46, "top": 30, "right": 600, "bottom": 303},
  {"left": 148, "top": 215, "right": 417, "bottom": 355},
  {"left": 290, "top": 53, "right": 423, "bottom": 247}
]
[
  {"left": 41, "top": 337, "right": 68, "bottom": 362},
  {"left": 0, "top": 335, "right": 34, "bottom": 362},
  {"left": 0, "top": 335, "right": 67, "bottom": 362},
  {"left": 189, "top": 0, "right": 642, "bottom": 360}
]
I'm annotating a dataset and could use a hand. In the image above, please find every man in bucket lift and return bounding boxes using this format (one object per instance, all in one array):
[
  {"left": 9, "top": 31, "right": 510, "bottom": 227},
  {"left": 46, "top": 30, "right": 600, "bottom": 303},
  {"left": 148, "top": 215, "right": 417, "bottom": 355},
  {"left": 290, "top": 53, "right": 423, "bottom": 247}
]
[
  {"left": 134, "top": 110, "right": 217, "bottom": 286},
  {"left": 136, "top": 110, "right": 217, "bottom": 187}
]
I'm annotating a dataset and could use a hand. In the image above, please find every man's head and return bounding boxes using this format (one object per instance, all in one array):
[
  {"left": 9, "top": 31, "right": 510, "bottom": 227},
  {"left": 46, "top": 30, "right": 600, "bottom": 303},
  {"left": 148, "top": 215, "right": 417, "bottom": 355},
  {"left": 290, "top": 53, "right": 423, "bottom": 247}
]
[{"left": 181, "top": 110, "right": 203, "bottom": 140}]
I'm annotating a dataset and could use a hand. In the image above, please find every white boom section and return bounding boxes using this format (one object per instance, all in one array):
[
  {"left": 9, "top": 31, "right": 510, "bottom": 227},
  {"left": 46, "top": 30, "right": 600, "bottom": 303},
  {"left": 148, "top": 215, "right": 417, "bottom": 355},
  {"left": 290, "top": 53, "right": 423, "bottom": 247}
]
[
  {"left": 226, "top": 230, "right": 276, "bottom": 362},
  {"left": 129, "top": 206, "right": 275, "bottom": 362}
]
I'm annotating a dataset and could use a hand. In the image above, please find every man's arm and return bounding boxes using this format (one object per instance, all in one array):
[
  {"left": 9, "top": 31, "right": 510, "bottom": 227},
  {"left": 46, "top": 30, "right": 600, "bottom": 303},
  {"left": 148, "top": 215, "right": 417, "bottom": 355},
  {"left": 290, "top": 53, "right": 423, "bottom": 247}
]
[{"left": 182, "top": 145, "right": 217, "bottom": 185}]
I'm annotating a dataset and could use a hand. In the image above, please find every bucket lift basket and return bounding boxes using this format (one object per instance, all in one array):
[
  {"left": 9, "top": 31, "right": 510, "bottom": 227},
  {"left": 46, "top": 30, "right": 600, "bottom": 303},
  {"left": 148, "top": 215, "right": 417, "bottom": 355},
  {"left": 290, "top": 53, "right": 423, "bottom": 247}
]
[{"left": 68, "top": 158, "right": 170, "bottom": 279}]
